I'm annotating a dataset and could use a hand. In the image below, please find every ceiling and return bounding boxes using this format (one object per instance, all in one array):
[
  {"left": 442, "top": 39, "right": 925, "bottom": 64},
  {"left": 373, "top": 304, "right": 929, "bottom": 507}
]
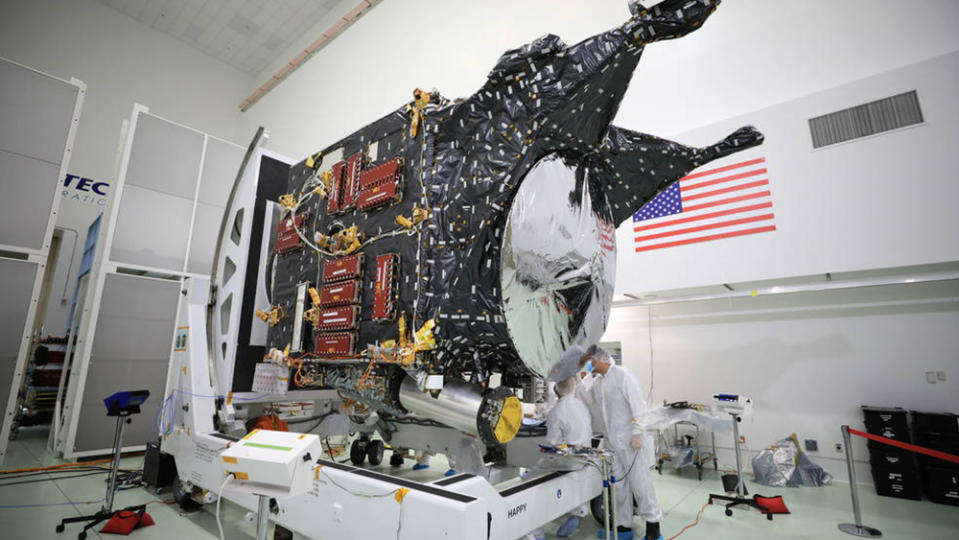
[{"left": 97, "top": 0, "right": 341, "bottom": 75}]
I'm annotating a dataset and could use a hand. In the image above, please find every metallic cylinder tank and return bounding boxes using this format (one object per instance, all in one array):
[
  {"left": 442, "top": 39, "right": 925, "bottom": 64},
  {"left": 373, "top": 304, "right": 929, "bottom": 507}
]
[
  {"left": 398, "top": 376, "right": 522, "bottom": 446},
  {"left": 501, "top": 154, "right": 616, "bottom": 379}
]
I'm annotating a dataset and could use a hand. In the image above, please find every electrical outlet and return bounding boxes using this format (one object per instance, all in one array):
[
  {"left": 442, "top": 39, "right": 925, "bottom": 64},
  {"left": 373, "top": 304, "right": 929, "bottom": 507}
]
[
  {"left": 804, "top": 439, "right": 818, "bottom": 452},
  {"left": 926, "top": 371, "right": 938, "bottom": 384},
  {"left": 937, "top": 371, "right": 947, "bottom": 382},
  {"left": 835, "top": 442, "right": 842, "bottom": 453}
]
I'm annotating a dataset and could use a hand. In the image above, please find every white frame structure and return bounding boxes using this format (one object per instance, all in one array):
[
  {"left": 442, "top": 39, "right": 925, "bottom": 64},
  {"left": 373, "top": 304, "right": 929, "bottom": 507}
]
[
  {"left": 0, "top": 57, "right": 85, "bottom": 463},
  {"left": 55, "top": 104, "right": 244, "bottom": 458}
]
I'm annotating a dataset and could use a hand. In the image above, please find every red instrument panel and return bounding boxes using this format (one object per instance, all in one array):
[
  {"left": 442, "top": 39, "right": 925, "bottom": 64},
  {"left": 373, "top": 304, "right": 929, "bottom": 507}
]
[
  {"left": 316, "top": 306, "right": 359, "bottom": 332},
  {"left": 319, "top": 280, "right": 360, "bottom": 307},
  {"left": 341, "top": 152, "right": 363, "bottom": 211},
  {"left": 327, "top": 161, "right": 345, "bottom": 214},
  {"left": 322, "top": 254, "right": 364, "bottom": 283},
  {"left": 357, "top": 180, "right": 402, "bottom": 211},
  {"left": 314, "top": 332, "right": 355, "bottom": 356},
  {"left": 358, "top": 157, "right": 401, "bottom": 191},
  {"left": 275, "top": 212, "right": 307, "bottom": 253},
  {"left": 373, "top": 253, "right": 399, "bottom": 321}
]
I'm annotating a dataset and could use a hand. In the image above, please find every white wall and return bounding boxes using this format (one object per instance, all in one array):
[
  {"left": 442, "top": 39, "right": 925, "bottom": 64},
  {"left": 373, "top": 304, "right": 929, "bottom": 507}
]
[
  {"left": 604, "top": 280, "right": 959, "bottom": 482},
  {"left": 0, "top": 0, "right": 251, "bottom": 332},
  {"left": 615, "top": 51, "right": 959, "bottom": 294},
  {"left": 236, "top": 0, "right": 959, "bottom": 159}
]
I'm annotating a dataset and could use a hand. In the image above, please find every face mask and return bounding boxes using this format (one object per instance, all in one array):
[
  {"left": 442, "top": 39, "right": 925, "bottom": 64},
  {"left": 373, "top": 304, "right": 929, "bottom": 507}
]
[{"left": 583, "top": 360, "right": 593, "bottom": 373}]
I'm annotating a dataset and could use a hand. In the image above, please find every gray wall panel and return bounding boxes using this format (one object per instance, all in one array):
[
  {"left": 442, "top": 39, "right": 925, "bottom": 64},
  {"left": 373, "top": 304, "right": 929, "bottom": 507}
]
[
  {"left": 0, "top": 60, "right": 77, "bottom": 165},
  {"left": 197, "top": 138, "right": 243, "bottom": 205},
  {"left": 109, "top": 184, "right": 193, "bottom": 271},
  {"left": 0, "top": 151, "right": 60, "bottom": 250},
  {"left": 124, "top": 114, "right": 203, "bottom": 198},
  {"left": 73, "top": 274, "right": 179, "bottom": 453},
  {"left": 0, "top": 259, "right": 38, "bottom": 426},
  {"left": 186, "top": 201, "right": 222, "bottom": 275}
]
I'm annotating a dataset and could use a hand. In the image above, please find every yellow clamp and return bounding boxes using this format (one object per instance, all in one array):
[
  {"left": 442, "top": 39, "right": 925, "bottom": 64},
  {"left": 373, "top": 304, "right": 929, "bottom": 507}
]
[
  {"left": 413, "top": 318, "right": 436, "bottom": 350},
  {"left": 308, "top": 287, "right": 320, "bottom": 305},
  {"left": 395, "top": 207, "right": 428, "bottom": 229},
  {"left": 304, "top": 307, "right": 319, "bottom": 327},
  {"left": 305, "top": 152, "right": 322, "bottom": 170},
  {"left": 397, "top": 313, "right": 408, "bottom": 348},
  {"left": 336, "top": 226, "right": 364, "bottom": 255},
  {"left": 316, "top": 169, "right": 333, "bottom": 195},
  {"left": 407, "top": 88, "right": 431, "bottom": 137},
  {"left": 255, "top": 305, "right": 284, "bottom": 327},
  {"left": 394, "top": 487, "right": 410, "bottom": 504},
  {"left": 278, "top": 194, "right": 297, "bottom": 209}
]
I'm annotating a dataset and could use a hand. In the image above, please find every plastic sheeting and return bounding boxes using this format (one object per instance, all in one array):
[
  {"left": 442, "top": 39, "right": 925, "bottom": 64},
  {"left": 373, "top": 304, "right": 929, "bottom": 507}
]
[
  {"left": 636, "top": 406, "right": 733, "bottom": 433},
  {"left": 752, "top": 435, "right": 833, "bottom": 487},
  {"left": 666, "top": 445, "right": 698, "bottom": 469}
]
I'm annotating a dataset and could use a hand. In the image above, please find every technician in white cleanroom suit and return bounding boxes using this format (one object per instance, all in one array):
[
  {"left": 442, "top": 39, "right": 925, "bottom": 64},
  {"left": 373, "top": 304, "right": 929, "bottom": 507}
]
[
  {"left": 526, "top": 376, "right": 593, "bottom": 540},
  {"left": 583, "top": 345, "right": 663, "bottom": 540}
]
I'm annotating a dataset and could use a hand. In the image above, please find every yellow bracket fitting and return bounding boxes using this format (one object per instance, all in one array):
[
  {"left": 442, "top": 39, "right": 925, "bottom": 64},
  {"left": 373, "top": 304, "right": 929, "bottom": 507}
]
[
  {"left": 308, "top": 287, "right": 320, "bottom": 306},
  {"left": 343, "top": 238, "right": 362, "bottom": 255},
  {"left": 395, "top": 214, "right": 414, "bottom": 229},
  {"left": 397, "top": 313, "right": 408, "bottom": 348},
  {"left": 255, "top": 306, "right": 284, "bottom": 327},
  {"left": 411, "top": 207, "right": 428, "bottom": 223},
  {"left": 394, "top": 487, "right": 411, "bottom": 504},
  {"left": 278, "top": 194, "right": 297, "bottom": 209},
  {"left": 305, "top": 152, "right": 322, "bottom": 170},
  {"left": 408, "top": 88, "right": 431, "bottom": 137},
  {"left": 413, "top": 318, "right": 436, "bottom": 349}
]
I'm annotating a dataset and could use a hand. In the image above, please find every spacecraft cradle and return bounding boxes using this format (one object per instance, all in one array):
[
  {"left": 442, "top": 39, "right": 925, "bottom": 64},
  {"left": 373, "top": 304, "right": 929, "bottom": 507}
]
[{"left": 260, "top": 0, "right": 763, "bottom": 446}]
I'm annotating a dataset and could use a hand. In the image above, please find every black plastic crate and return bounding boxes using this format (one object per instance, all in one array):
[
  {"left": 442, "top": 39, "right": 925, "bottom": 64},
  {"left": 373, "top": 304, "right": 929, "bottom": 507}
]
[
  {"left": 868, "top": 442, "right": 919, "bottom": 472},
  {"left": 914, "top": 432, "right": 959, "bottom": 471},
  {"left": 874, "top": 478, "right": 922, "bottom": 501},
  {"left": 912, "top": 411, "right": 959, "bottom": 436},
  {"left": 862, "top": 406, "right": 911, "bottom": 441},
  {"left": 922, "top": 466, "right": 959, "bottom": 506},
  {"left": 871, "top": 465, "right": 922, "bottom": 500}
]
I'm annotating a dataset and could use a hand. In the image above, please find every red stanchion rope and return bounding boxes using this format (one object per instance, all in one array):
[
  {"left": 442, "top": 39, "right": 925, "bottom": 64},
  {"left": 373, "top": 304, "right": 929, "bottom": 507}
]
[{"left": 848, "top": 428, "right": 959, "bottom": 464}]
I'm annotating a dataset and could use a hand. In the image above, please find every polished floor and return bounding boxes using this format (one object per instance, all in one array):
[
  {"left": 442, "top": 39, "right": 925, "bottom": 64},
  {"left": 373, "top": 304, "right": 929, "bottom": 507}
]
[{"left": 2, "top": 427, "right": 957, "bottom": 540}]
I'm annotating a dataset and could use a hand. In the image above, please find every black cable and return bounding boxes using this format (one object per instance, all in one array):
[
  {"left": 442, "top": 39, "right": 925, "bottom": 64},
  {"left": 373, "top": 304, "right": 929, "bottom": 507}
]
[
  {"left": 0, "top": 471, "right": 107, "bottom": 488},
  {"left": 114, "top": 469, "right": 144, "bottom": 490},
  {"left": 0, "top": 467, "right": 113, "bottom": 481},
  {"left": 299, "top": 411, "right": 335, "bottom": 433}
]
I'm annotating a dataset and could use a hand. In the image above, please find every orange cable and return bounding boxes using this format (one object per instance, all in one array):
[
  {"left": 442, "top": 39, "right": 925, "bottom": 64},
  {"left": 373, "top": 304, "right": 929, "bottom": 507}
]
[
  {"left": 0, "top": 458, "right": 112, "bottom": 475},
  {"left": 667, "top": 502, "right": 710, "bottom": 540}
]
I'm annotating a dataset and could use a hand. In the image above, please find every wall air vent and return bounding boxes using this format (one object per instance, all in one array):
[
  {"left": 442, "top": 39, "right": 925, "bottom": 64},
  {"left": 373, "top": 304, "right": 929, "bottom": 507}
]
[{"left": 808, "top": 90, "right": 923, "bottom": 149}]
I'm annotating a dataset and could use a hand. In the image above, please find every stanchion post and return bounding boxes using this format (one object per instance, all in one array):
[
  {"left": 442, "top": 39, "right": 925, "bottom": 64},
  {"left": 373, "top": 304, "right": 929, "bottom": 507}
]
[
  {"left": 602, "top": 458, "right": 611, "bottom": 540},
  {"left": 838, "top": 425, "right": 882, "bottom": 538},
  {"left": 610, "top": 468, "right": 618, "bottom": 539}
]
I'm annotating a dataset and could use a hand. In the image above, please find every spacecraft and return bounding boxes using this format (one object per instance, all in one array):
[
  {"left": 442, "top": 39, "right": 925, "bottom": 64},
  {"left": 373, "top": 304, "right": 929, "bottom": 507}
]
[{"left": 256, "top": 0, "right": 763, "bottom": 446}]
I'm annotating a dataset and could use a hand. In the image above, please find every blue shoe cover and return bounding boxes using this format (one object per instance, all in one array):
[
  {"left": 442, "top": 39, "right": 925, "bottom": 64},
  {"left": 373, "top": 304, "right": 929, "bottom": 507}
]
[
  {"left": 412, "top": 463, "right": 430, "bottom": 470},
  {"left": 556, "top": 515, "right": 580, "bottom": 537},
  {"left": 596, "top": 529, "right": 634, "bottom": 540},
  {"left": 444, "top": 469, "right": 457, "bottom": 477}
]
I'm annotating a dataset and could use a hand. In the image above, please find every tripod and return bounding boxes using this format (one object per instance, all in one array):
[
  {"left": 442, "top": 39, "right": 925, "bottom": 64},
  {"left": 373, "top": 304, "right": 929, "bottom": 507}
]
[
  {"left": 57, "top": 390, "right": 150, "bottom": 539},
  {"left": 707, "top": 410, "right": 772, "bottom": 520}
]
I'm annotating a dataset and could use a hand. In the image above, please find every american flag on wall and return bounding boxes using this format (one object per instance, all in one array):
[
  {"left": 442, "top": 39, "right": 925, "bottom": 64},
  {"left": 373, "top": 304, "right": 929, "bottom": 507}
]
[{"left": 632, "top": 157, "right": 775, "bottom": 252}]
